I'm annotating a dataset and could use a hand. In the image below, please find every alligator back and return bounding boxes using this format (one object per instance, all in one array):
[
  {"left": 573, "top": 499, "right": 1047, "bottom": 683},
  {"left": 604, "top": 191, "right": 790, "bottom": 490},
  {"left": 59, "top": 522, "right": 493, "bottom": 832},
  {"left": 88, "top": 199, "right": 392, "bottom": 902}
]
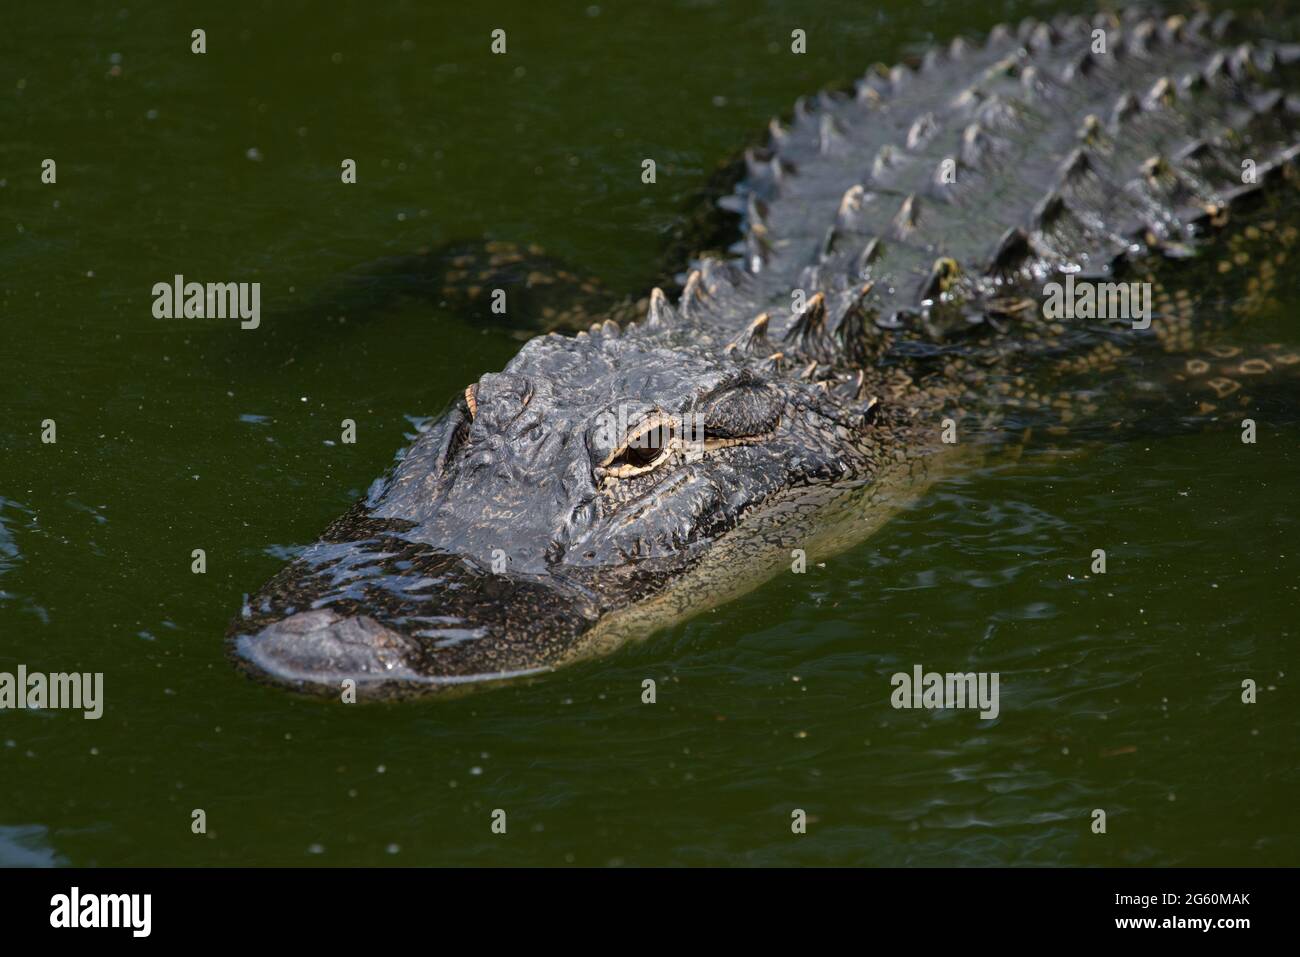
[{"left": 673, "top": 9, "right": 1300, "bottom": 366}]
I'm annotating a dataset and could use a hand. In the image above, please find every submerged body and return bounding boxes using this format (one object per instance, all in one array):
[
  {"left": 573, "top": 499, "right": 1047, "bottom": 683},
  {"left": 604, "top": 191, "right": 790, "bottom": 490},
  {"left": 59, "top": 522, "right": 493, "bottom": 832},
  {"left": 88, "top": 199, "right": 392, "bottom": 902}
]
[{"left": 230, "top": 9, "right": 1300, "bottom": 697}]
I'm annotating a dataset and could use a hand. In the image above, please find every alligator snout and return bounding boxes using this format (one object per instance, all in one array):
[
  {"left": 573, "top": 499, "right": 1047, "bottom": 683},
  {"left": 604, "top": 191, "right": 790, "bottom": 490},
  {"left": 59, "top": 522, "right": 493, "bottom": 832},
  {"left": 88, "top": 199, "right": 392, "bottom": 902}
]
[
  {"left": 228, "top": 536, "right": 602, "bottom": 697},
  {"left": 234, "top": 609, "right": 424, "bottom": 688}
]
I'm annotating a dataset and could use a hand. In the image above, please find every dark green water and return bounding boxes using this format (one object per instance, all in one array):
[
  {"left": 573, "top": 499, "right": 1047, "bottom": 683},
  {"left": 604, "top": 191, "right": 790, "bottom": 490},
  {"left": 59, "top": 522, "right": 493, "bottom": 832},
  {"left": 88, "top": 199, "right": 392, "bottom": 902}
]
[{"left": 2, "top": 1, "right": 1297, "bottom": 866}]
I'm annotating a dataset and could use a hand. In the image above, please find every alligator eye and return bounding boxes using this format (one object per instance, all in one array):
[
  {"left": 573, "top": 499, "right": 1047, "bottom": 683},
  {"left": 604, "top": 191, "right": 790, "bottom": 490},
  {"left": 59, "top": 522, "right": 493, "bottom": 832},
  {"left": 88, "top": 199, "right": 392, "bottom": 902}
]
[
  {"left": 610, "top": 442, "right": 663, "bottom": 471},
  {"left": 600, "top": 414, "right": 678, "bottom": 480}
]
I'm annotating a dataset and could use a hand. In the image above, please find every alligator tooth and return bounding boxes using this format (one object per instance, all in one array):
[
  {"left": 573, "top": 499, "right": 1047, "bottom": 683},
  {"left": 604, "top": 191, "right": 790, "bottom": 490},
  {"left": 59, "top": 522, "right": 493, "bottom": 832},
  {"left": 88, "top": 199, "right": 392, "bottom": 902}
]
[
  {"left": 760, "top": 351, "right": 786, "bottom": 373},
  {"left": 890, "top": 193, "right": 920, "bottom": 238},
  {"left": 1016, "top": 18, "right": 1039, "bottom": 43},
  {"left": 948, "top": 36, "right": 970, "bottom": 59},
  {"left": 1180, "top": 70, "right": 1207, "bottom": 93},
  {"left": 768, "top": 117, "right": 787, "bottom": 146},
  {"left": 922, "top": 48, "right": 944, "bottom": 72},
  {"left": 906, "top": 112, "right": 937, "bottom": 150},
  {"left": 988, "top": 23, "right": 1012, "bottom": 46},
  {"left": 464, "top": 383, "right": 478, "bottom": 418},
  {"left": 601, "top": 319, "right": 620, "bottom": 338},
  {"left": 888, "top": 64, "right": 911, "bottom": 90},
  {"left": 1162, "top": 14, "right": 1187, "bottom": 41},
  {"left": 799, "top": 359, "right": 819, "bottom": 380},
  {"left": 793, "top": 95, "right": 815, "bottom": 124},
  {"left": 724, "top": 312, "right": 770, "bottom": 355}
]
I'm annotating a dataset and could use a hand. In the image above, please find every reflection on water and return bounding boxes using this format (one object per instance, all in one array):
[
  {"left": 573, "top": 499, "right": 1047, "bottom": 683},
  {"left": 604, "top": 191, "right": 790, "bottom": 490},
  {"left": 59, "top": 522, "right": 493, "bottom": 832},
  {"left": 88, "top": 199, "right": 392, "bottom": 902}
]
[{"left": 0, "top": 825, "right": 64, "bottom": 868}]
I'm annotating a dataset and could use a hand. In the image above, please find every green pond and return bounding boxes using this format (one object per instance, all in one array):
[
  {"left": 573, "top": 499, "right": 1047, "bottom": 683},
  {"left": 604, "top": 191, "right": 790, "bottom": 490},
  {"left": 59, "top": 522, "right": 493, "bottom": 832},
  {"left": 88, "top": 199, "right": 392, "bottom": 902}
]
[{"left": 1, "top": 0, "right": 1297, "bottom": 866}]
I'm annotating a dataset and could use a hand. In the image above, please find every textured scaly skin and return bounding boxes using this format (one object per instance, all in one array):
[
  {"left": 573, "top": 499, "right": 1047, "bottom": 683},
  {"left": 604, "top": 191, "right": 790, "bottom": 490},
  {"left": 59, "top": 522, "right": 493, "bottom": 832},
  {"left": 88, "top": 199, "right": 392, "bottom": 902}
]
[{"left": 228, "top": 8, "right": 1300, "bottom": 698}]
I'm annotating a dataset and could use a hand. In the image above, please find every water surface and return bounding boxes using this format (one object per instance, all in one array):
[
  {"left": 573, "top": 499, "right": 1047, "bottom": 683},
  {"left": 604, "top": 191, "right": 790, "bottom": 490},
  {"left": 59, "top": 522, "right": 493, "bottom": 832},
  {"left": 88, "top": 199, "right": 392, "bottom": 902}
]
[{"left": 1, "top": 0, "right": 1296, "bottom": 865}]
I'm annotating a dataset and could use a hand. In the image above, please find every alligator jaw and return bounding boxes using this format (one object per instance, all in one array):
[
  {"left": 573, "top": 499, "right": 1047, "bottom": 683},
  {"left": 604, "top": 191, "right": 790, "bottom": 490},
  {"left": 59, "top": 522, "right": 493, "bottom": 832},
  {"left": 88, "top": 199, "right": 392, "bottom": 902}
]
[
  {"left": 227, "top": 528, "right": 604, "bottom": 698},
  {"left": 232, "top": 608, "right": 555, "bottom": 698}
]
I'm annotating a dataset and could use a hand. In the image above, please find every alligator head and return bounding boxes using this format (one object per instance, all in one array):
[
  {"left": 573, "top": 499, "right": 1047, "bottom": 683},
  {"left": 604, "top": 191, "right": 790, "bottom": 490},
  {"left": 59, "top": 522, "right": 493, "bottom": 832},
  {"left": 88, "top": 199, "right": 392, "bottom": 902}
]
[
  {"left": 230, "top": 9, "right": 1300, "bottom": 697},
  {"left": 229, "top": 322, "right": 893, "bottom": 697}
]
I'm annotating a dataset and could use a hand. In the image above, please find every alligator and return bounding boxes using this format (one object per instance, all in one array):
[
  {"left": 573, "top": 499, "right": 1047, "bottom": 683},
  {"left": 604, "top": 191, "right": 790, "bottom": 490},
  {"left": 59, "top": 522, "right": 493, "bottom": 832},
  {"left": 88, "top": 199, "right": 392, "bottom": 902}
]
[{"left": 229, "top": 8, "right": 1300, "bottom": 698}]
